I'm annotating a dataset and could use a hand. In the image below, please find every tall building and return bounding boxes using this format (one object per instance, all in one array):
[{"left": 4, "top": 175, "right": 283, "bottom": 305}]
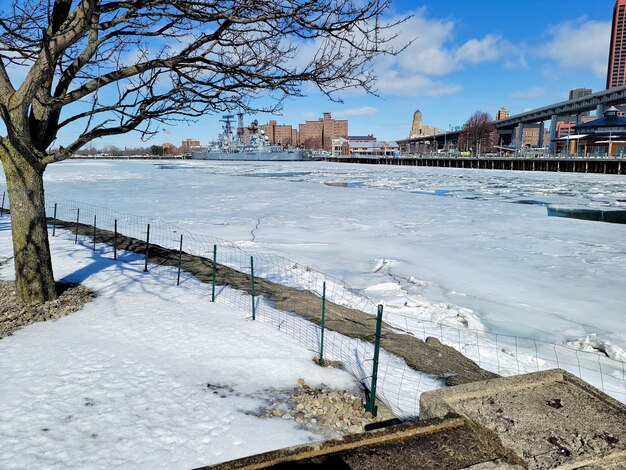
[
  {"left": 299, "top": 113, "right": 348, "bottom": 150},
  {"left": 322, "top": 113, "right": 348, "bottom": 151},
  {"left": 495, "top": 107, "right": 510, "bottom": 121},
  {"left": 292, "top": 129, "right": 299, "bottom": 147},
  {"left": 181, "top": 138, "right": 201, "bottom": 149},
  {"left": 520, "top": 124, "right": 550, "bottom": 147},
  {"left": 299, "top": 119, "right": 323, "bottom": 149},
  {"left": 407, "top": 110, "right": 441, "bottom": 138},
  {"left": 568, "top": 88, "right": 592, "bottom": 116},
  {"left": 259, "top": 120, "right": 296, "bottom": 146},
  {"left": 569, "top": 88, "right": 592, "bottom": 100},
  {"left": 607, "top": 0, "right": 626, "bottom": 89}
]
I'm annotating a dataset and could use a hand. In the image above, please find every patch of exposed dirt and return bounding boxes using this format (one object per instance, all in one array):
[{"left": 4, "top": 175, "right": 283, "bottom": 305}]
[
  {"left": 0, "top": 280, "right": 94, "bottom": 340},
  {"left": 250, "top": 378, "right": 395, "bottom": 440}
]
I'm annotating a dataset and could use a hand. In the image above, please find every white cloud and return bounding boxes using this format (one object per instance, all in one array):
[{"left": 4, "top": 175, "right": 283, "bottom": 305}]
[
  {"left": 333, "top": 107, "right": 378, "bottom": 117},
  {"left": 289, "top": 9, "right": 522, "bottom": 99},
  {"left": 510, "top": 86, "right": 546, "bottom": 99},
  {"left": 375, "top": 70, "right": 462, "bottom": 97},
  {"left": 363, "top": 11, "right": 523, "bottom": 97},
  {"left": 542, "top": 19, "right": 610, "bottom": 77},
  {"left": 387, "top": 14, "right": 456, "bottom": 76},
  {"left": 455, "top": 34, "right": 503, "bottom": 64}
]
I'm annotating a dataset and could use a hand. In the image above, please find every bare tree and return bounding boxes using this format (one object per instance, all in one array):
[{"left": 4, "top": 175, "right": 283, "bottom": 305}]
[
  {"left": 459, "top": 111, "right": 496, "bottom": 156},
  {"left": 0, "top": 0, "right": 405, "bottom": 304}
]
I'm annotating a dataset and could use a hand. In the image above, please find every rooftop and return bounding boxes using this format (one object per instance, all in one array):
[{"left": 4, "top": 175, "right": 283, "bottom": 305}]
[
  {"left": 575, "top": 107, "right": 626, "bottom": 129},
  {"left": 346, "top": 135, "right": 377, "bottom": 141}
]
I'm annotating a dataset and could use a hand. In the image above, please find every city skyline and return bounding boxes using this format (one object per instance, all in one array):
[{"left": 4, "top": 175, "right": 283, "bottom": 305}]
[{"left": 0, "top": 0, "right": 618, "bottom": 148}]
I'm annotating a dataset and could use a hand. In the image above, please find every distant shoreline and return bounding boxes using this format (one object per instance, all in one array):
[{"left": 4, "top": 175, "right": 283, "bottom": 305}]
[{"left": 69, "top": 155, "right": 190, "bottom": 160}]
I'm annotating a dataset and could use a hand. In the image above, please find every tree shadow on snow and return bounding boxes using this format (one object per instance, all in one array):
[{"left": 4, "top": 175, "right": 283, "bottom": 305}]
[{"left": 54, "top": 243, "right": 179, "bottom": 304}]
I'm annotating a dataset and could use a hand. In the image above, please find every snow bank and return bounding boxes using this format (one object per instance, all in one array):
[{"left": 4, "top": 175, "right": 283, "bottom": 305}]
[{"left": 0, "top": 226, "right": 360, "bottom": 469}]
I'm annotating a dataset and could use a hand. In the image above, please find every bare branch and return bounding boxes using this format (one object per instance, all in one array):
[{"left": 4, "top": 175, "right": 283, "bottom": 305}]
[
  {"left": 0, "top": 0, "right": 406, "bottom": 159},
  {"left": 0, "top": 57, "right": 15, "bottom": 105}
]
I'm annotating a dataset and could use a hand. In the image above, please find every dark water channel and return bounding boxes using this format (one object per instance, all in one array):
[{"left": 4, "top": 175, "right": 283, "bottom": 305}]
[{"left": 547, "top": 207, "right": 626, "bottom": 224}]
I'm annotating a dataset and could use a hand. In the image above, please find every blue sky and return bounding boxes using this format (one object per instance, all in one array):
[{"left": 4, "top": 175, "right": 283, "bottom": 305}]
[
  {"left": 271, "top": 0, "right": 615, "bottom": 143},
  {"left": 0, "top": 0, "right": 618, "bottom": 148}
]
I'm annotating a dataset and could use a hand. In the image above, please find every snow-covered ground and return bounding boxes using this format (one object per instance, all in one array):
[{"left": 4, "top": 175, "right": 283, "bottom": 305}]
[
  {"left": 6, "top": 159, "right": 623, "bottom": 356},
  {"left": 1, "top": 160, "right": 626, "bottom": 466},
  {"left": 0, "top": 221, "right": 366, "bottom": 469}
]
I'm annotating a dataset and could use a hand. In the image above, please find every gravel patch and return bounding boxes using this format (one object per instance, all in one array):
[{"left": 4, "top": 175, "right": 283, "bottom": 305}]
[
  {"left": 253, "top": 378, "right": 395, "bottom": 440},
  {"left": 0, "top": 278, "right": 94, "bottom": 340}
]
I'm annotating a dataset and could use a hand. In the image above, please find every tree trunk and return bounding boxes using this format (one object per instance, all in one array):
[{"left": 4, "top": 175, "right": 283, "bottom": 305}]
[{"left": 0, "top": 139, "right": 57, "bottom": 303}]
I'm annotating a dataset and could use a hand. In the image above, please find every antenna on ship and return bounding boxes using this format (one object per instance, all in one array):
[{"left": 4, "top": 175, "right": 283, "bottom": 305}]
[
  {"left": 220, "top": 115, "right": 235, "bottom": 136},
  {"left": 237, "top": 112, "right": 245, "bottom": 145}
]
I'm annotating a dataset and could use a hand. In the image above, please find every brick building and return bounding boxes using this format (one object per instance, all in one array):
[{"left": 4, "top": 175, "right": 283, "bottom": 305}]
[
  {"left": 495, "top": 107, "right": 510, "bottom": 121},
  {"left": 181, "top": 138, "right": 201, "bottom": 150},
  {"left": 259, "top": 120, "right": 297, "bottom": 146},
  {"left": 556, "top": 122, "right": 576, "bottom": 138},
  {"left": 521, "top": 125, "right": 550, "bottom": 147},
  {"left": 292, "top": 129, "right": 299, "bottom": 147},
  {"left": 299, "top": 113, "right": 348, "bottom": 151},
  {"left": 555, "top": 116, "right": 595, "bottom": 139},
  {"left": 299, "top": 120, "right": 323, "bottom": 149}
]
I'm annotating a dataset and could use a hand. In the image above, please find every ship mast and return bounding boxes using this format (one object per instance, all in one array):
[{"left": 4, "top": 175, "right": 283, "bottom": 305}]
[
  {"left": 220, "top": 115, "right": 235, "bottom": 136},
  {"left": 237, "top": 112, "right": 245, "bottom": 145}
]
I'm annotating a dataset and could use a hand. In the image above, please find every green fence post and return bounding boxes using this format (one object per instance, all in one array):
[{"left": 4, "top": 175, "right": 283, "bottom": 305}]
[
  {"left": 365, "top": 304, "right": 384, "bottom": 417},
  {"left": 113, "top": 219, "right": 118, "bottom": 260},
  {"left": 52, "top": 203, "right": 57, "bottom": 236},
  {"left": 176, "top": 234, "right": 183, "bottom": 286},
  {"left": 0, "top": 191, "right": 5, "bottom": 216},
  {"left": 74, "top": 208, "right": 80, "bottom": 244},
  {"left": 250, "top": 256, "right": 255, "bottom": 320},
  {"left": 143, "top": 223, "right": 150, "bottom": 272},
  {"left": 319, "top": 281, "right": 326, "bottom": 365},
  {"left": 211, "top": 244, "right": 217, "bottom": 302},
  {"left": 92, "top": 215, "right": 97, "bottom": 251}
]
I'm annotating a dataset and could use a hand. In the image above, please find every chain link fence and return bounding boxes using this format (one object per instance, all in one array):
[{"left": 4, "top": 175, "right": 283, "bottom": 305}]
[{"left": 1, "top": 188, "right": 625, "bottom": 418}]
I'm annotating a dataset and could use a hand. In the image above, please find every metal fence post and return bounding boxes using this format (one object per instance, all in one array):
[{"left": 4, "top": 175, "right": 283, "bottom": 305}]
[
  {"left": 74, "top": 208, "right": 80, "bottom": 244},
  {"left": 0, "top": 191, "right": 5, "bottom": 217},
  {"left": 319, "top": 281, "right": 326, "bottom": 365},
  {"left": 365, "top": 304, "right": 384, "bottom": 417},
  {"left": 92, "top": 215, "right": 97, "bottom": 251},
  {"left": 176, "top": 234, "right": 183, "bottom": 286},
  {"left": 143, "top": 223, "right": 150, "bottom": 272},
  {"left": 113, "top": 219, "right": 118, "bottom": 260},
  {"left": 250, "top": 256, "right": 255, "bottom": 320},
  {"left": 52, "top": 203, "right": 57, "bottom": 236},
  {"left": 211, "top": 244, "right": 217, "bottom": 302}
]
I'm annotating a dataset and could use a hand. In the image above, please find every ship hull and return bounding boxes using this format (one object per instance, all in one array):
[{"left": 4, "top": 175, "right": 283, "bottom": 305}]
[{"left": 190, "top": 150, "right": 307, "bottom": 161}]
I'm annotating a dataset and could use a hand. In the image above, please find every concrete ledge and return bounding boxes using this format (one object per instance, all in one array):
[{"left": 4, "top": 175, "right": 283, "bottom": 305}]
[
  {"left": 420, "top": 369, "right": 626, "bottom": 469},
  {"left": 197, "top": 417, "right": 525, "bottom": 469}
]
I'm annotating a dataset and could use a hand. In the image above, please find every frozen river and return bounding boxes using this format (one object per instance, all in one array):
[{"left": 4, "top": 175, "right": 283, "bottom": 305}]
[{"left": 3, "top": 159, "right": 626, "bottom": 357}]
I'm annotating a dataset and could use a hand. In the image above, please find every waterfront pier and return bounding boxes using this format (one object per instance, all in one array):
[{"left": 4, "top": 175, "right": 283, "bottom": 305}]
[{"left": 325, "top": 155, "right": 626, "bottom": 175}]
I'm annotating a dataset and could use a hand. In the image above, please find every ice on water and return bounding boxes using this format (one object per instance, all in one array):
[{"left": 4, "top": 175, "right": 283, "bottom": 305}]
[{"left": 4, "top": 160, "right": 626, "bottom": 356}]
